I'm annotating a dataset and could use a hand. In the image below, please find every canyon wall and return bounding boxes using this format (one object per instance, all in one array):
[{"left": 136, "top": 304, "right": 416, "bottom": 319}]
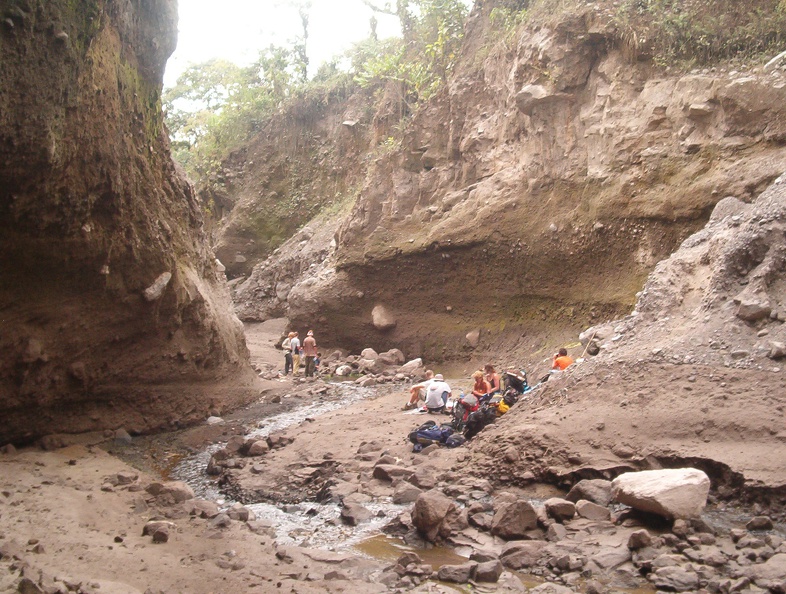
[
  {"left": 232, "top": 2, "right": 786, "bottom": 364},
  {"left": 0, "top": 0, "right": 257, "bottom": 443}
]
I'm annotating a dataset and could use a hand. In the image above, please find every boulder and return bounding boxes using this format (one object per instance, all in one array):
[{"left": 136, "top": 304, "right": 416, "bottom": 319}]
[
  {"left": 340, "top": 503, "right": 372, "bottom": 526},
  {"left": 437, "top": 561, "right": 477, "bottom": 584},
  {"left": 373, "top": 464, "right": 414, "bottom": 482},
  {"left": 142, "top": 520, "right": 174, "bottom": 543},
  {"left": 611, "top": 468, "right": 710, "bottom": 520},
  {"left": 412, "top": 490, "right": 456, "bottom": 542},
  {"left": 378, "top": 349, "right": 405, "bottom": 365},
  {"left": 491, "top": 500, "right": 538, "bottom": 540},
  {"left": 393, "top": 483, "right": 423, "bottom": 504},
  {"left": 575, "top": 499, "right": 611, "bottom": 521},
  {"left": 566, "top": 479, "right": 612, "bottom": 506},
  {"left": 515, "top": 83, "right": 550, "bottom": 115},
  {"left": 734, "top": 294, "right": 772, "bottom": 322},
  {"left": 465, "top": 329, "right": 480, "bottom": 348},
  {"left": 399, "top": 358, "right": 424, "bottom": 374},
  {"left": 650, "top": 566, "right": 699, "bottom": 592},
  {"left": 743, "top": 553, "right": 786, "bottom": 583},
  {"left": 475, "top": 560, "right": 504, "bottom": 583},
  {"left": 768, "top": 341, "right": 786, "bottom": 360},
  {"left": 500, "top": 541, "right": 549, "bottom": 570},
  {"left": 371, "top": 304, "right": 396, "bottom": 330},
  {"left": 146, "top": 481, "right": 194, "bottom": 504},
  {"left": 335, "top": 365, "right": 353, "bottom": 376},
  {"left": 184, "top": 499, "right": 220, "bottom": 519},
  {"left": 247, "top": 440, "right": 269, "bottom": 456},
  {"left": 628, "top": 529, "right": 652, "bottom": 549},
  {"left": 544, "top": 498, "right": 576, "bottom": 522},
  {"left": 409, "top": 468, "right": 437, "bottom": 490},
  {"left": 360, "top": 348, "right": 379, "bottom": 360},
  {"left": 747, "top": 516, "right": 774, "bottom": 531}
]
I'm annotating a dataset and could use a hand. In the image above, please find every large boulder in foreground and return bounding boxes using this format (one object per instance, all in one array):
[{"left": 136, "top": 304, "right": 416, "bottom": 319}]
[
  {"left": 611, "top": 468, "right": 710, "bottom": 520},
  {"left": 412, "top": 490, "right": 456, "bottom": 542},
  {"left": 491, "top": 500, "right": 538, "bottom": 540}
]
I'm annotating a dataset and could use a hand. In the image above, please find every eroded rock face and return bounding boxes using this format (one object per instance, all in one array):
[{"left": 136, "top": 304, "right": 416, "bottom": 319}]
[
  {"left": 0, "top": 0, "right": 256, "bottom": 442},
  {"left": 232, "top": 2, "right": 786, "bottom": 362}
]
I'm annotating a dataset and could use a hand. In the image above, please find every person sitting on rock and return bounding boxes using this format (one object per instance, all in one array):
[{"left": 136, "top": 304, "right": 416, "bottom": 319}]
[
  {"left": 405, "top": 369, "right": 435, "bottom": 410},
  {"left": 470, "top": 370, "right": 492, "bottom": 403},
  {"left": 552, "top": 348, "right": 574, "bottom": 371},
  {"left": 484, "top": 364, "right": 501, "bottom": 394},
  {"left": 424, "top": 374, "right": 452, "bottom": 413}
]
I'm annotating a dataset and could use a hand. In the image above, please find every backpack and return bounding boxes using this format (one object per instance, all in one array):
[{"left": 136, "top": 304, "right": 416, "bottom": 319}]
[
  {"left": 445, "top": 434, "right": 466, "bottom": 448},
  {"left": 408, "top": 421, "right": 454, "bottom": 446},
  {"left": 464, "top": 407, "right": 496, "bottom": 440}
]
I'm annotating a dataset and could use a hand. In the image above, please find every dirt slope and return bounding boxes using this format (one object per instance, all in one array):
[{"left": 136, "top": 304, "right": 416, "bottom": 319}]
[{"left": 469, "top": 172, "right": 786, "bottom": 501}]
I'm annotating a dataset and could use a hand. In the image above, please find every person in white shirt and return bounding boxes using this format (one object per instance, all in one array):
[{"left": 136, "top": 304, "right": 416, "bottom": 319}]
[
  {"left": 290, "top": 332, "right": 301, "bottom": 375},
  {"left": 424, "top": 374, "right": 451, "bottom": 412},
  {"left": 405, "top": 369, "right": 434, "bottom": 410}
]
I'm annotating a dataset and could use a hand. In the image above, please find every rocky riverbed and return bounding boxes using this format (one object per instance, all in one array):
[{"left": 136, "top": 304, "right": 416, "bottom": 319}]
[{"left": 3, "top": 319, "right": 784, "bottom": 594}]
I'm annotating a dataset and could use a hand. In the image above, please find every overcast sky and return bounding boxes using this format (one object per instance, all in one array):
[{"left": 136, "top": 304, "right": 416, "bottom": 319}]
[{"left": 164, "top": 0, "right": 402, "bottom": 87}]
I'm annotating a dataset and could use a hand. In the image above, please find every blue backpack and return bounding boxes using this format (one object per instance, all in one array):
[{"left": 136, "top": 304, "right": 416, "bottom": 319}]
[{"left": 409, "top": 420, "right": 454, "bottom": 446}]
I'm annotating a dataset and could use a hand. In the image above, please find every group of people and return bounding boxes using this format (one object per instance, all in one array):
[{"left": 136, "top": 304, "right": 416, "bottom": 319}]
[
  {"left": 404, "top": 347, "right": 576, "bottom": 412},
  {"left": 281, "top": 330, "right": 320, "bottom": 377},
  {"left": 405, "top": 364, "right": 503, "bottom": 413}
]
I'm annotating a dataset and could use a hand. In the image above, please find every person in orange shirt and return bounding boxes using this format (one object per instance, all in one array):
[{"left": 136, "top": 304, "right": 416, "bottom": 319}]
[{"left": 552, "top": 348, "right": 574, "bottom": 371}]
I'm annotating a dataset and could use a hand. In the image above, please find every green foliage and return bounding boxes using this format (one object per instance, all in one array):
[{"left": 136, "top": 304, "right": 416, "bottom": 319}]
[
  {"left": 164, "top": 46, "right": 304, "bottom": 181},
  {"left": 489, "top": 5, "right": 529, "bottom": 33},
  {"left": 353, "top": 0, "right": 469, "bottom": 105},
  {"left": 614, "top": 0, "right": 786, "bottom": 67}
]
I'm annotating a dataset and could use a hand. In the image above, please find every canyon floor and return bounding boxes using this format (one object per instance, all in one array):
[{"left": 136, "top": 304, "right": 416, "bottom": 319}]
[{"left": 1, "top": 319, "right": 784, "bottom": 594}]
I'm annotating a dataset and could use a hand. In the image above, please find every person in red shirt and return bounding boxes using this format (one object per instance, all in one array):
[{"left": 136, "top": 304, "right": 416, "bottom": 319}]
[
  {"left": 552, "top": 348, "right": 574, "bottom": 371},
  {"left": 303, "top": 330, "right": 318, "bottom": 377}
]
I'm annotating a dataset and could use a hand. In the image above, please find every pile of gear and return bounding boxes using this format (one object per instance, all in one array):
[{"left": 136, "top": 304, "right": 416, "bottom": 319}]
[{"left": 407, "top": 369, "right": 531, "bottom": 451}]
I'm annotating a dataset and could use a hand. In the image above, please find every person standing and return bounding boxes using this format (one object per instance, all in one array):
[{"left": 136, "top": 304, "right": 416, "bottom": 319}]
[
  {"left": 282, "top": 332, "right": 295, "bottom": 375},
  {"left": 303, "top": 330, "right": 317, "bottom": 377},
  {"left": 290, "top": 332, "right": 301, "bottom": 375}
]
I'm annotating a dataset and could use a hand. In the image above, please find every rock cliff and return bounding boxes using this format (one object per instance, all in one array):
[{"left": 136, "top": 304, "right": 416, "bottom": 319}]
[
  {"left": 0, "top": 0, "right": 257, "bottom": 443},
  {"left": 231, "top": 2, "right": 786, "bottom": 364}
]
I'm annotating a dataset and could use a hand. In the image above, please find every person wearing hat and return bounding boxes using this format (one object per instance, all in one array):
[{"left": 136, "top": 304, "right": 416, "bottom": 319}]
[
  {"left": 424, "top": 374, "right": 452, "bottom": 412},
  {"left": 303, "top": 330, "right": 318, "bottom": 377},
  {"left": 281, "top": 331, "right": 295, "bottom": 375}
]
